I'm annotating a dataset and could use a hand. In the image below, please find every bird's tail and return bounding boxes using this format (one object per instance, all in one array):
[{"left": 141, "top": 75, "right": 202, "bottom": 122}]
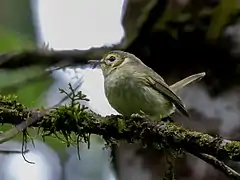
[{"left": 170, "top": 72, "right": 206, "bottom": 92}]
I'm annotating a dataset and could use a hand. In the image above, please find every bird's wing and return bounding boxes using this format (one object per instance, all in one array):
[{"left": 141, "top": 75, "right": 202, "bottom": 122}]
[{"left": 140, "top": 66, "right": 189, "bottom": 118}]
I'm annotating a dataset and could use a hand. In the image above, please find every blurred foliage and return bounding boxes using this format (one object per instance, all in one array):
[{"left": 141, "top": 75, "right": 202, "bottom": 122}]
[
  {"left": 153, "top": 0, "right": 240, "bottom": 40},
  {"left": 0, "top": 0, "right": 58, "bottom": 153},
  {"left": 0, "top": 0, "right": 51, "bottom": 108},
  {"left": 206, "top": 0, "right": 239, "bottom": 40},
  {"left": 0, "top": 28, "right": 36, "bottom": 52},
  {"left": 123, "top": 0, "right": 240, "bottom": 42},
  {"left": 0, "top": 27, "right": 52, "bottom": 108},
  {"left": 0, "top": 0, "right": 36, "bottom": 43},
  {"left": 0, "top": 57, "right": 53, "bottom": 108}
]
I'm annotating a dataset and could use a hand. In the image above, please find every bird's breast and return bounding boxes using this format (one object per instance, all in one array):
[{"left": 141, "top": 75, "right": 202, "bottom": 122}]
[{"left": 104, "top": 72, "right": 174, "bottom": 117}]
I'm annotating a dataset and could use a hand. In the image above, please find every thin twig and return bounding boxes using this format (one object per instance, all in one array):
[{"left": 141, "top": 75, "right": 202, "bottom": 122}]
[
  {"left": 0, "top": 148, "right": 29, "bottom": 154},
  {"left": 49, "top": 76, "right": 84, "bottom": 109},
  {"left": 191, "top": 152, "right": 240, "bottom": 180}
]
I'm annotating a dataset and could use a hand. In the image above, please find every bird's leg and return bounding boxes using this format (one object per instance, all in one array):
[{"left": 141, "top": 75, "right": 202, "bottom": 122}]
[
  {"left": 161, "top": 115, "right": 174, "bottom": 122},
  {"left": 130, "top": 110, "right": 147, "bottom": 118},
  {"left": 131, "top": 109, "right": 153, "bottom": 120},
  {"left": 130, "top": 112, "right": 153, "bottom": 123},
  {"left": 130, "top": 113, "right": 142, "bottom": 118}
]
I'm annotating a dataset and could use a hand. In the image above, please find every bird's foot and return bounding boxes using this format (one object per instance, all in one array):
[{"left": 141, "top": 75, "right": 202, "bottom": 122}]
[
  {"left": 161, "top": 116, "right": 174, "bottom": 122},
  {"left": 131, "top": 110, "right": 147, "bottom": 118},
  {"left": 130, "top": 113, "right": 152, "bottom": 122},
  {"left": 130, "top": 113, "right": 142, "bottom": 119}
]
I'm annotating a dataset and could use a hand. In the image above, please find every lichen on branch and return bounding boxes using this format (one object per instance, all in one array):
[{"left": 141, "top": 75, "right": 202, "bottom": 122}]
[{"left": 0, "top": 85, "right": 240, "bottom": 179}]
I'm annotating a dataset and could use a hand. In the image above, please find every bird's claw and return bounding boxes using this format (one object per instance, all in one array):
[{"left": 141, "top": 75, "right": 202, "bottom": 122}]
[
  {"left": 130, "top": 113, "right": 142, "bottom": 118},
  {"left": 130, "top": 113, "right": 152, "bottom": 122}
]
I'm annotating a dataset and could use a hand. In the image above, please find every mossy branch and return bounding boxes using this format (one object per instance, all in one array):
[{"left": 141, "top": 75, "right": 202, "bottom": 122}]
[{"left": 0, "top": 87, "right": 240, "bottom": 179}]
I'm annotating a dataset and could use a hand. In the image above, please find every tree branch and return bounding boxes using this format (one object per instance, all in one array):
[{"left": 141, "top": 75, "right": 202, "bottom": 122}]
[
  {"left": 191, "top": 152, "right": 240, "bottom": 180},
  {"left": 0, "top": 46, "right": 119, "bottom": 69},
  {"left": 0, "top": 94, "right": 240, "bottom": 178},
  {"left": 0, "top": 0, "right": 166, "bottom": 70}
]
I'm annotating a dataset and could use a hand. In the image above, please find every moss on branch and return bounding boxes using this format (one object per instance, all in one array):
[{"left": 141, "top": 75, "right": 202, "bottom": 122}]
[
  {"left": 0, "top": 93, "right": 240, "bottom": 162},
  {"left": 0, "top": 88, "right": 240, "bottom": 179}
]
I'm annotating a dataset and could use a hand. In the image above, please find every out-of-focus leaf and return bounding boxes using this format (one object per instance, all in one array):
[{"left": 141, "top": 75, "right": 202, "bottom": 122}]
[
  {"left": 0, "top": 0, "right": 36, "bottom": 43},
  {"left": 207, "top": 0, "right": 238, "bottom": 40},
  {"left": 0, "top": 27, "right": 46, "bottom": 107},
  {"left": 0, "top": 28, "right": 36, "bottom": 52},
  {"left": 16, "top": 74, "right": 53, "bottom": 107},
  {"left": 0, "top": 124, "right": 13, "bottom": 133},
  {"left": 0, "top": 66, "right": 54, "bottom": 107},
  {"left": 155, "top": 0, "right": 185, "bottom": 31}
]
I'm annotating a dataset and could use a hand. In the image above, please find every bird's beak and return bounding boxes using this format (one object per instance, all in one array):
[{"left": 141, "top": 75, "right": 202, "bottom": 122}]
[
  {"left": 88, "top": 60, "right": 100, "bottom": 64},
  {"left": 88, "top": 59, "right": 103, "bottom": 68}
]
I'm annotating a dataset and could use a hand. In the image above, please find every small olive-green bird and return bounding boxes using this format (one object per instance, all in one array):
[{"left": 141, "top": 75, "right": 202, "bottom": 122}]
[{"left": 91, "top": 50, "right": 205, "bottom": 119}]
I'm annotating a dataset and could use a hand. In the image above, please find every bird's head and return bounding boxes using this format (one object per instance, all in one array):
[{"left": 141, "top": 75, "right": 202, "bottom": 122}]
[{"left": 90, "top": 50, "right": 141, "bottom": 78}]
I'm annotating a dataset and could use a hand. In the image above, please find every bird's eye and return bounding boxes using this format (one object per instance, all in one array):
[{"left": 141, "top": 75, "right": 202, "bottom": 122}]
[{"left": 107, "top": 56, "right": 116, "bottom": 62}]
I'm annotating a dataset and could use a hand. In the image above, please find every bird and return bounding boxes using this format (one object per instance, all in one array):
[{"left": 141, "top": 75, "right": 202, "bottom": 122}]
[{"left": 90, "top": 50, "right": 205, "bottom": 119}]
